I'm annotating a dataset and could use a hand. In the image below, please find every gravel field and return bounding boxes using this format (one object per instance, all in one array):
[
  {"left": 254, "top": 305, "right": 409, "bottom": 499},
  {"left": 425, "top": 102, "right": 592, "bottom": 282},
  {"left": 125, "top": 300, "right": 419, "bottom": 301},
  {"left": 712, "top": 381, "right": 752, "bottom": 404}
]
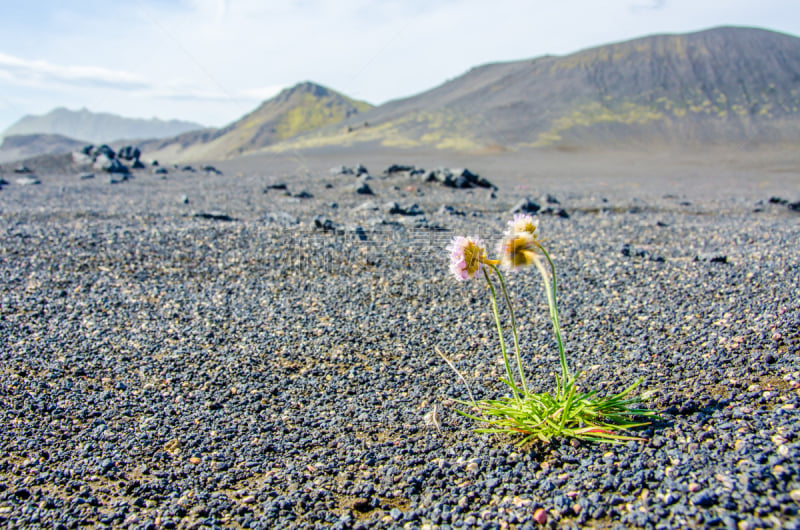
[{"left": 0, "top": 151, "right": 799, "bottom": 529}]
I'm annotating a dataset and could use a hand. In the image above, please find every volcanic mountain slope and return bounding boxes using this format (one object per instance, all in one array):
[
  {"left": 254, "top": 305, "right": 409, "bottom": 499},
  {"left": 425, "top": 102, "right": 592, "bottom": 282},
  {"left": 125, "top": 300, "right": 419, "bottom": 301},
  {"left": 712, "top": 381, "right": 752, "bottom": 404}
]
[
  {"left": 1, "top": 107, "right": 204, "bottom": 144},
  {"left": 141, "top": 82, "right": 373, "bottom": 161},
  {"left": 0, "top": 133, "right": 86, "bottom": 163},
  {"left": 269, "top": 26, "right": 800, "bottom": 152}
]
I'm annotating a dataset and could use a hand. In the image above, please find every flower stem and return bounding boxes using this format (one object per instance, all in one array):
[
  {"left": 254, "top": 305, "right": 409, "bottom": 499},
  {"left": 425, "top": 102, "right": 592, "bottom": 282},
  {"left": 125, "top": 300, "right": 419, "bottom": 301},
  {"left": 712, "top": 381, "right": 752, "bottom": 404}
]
[
  {"left": 534, "top": 246, "right": 570, "bottom": 383},
  {"left": 489, "top": 264, "right": 528, "bottom": 395},
  {"left": 483, "top": 268, "right": 520, "bottom": 401}
]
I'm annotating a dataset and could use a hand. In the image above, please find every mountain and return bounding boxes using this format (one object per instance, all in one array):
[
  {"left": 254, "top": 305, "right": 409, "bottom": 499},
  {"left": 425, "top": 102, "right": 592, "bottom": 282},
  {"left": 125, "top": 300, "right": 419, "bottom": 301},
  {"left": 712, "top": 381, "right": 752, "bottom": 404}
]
[
  {"left": 142, "top": 82, "right": 372, "bottom": 161},
  {"left": 0, "top": 133, "right": 86, "bottom": 163},
  {"left": 1, "top": 107, "right": 204, "bottom": 144},
  {"left": 266, "top": 26, "right": 800, "bottom": 152}
]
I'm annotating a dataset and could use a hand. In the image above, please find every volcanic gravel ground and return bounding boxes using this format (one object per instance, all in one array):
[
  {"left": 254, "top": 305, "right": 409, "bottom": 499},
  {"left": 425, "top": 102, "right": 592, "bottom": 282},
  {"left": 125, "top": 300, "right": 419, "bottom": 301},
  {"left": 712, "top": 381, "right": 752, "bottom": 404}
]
[{"left": 0, "top": 158, "right": 799, "bottom": 529}]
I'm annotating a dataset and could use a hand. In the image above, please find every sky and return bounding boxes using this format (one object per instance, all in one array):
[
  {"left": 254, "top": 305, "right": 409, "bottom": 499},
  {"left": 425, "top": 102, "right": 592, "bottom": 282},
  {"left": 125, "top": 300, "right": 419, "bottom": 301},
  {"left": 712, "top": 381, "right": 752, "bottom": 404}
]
[{"left": 1, "top": 0, "right": 799, "bottom": 133}]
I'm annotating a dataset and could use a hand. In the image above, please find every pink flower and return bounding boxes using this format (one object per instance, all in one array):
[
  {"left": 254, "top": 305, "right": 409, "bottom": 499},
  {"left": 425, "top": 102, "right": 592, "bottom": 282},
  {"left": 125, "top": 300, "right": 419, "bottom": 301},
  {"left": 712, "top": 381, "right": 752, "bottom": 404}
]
[{"left": 447, "top": 236, "right": 488, "bottom": 281}]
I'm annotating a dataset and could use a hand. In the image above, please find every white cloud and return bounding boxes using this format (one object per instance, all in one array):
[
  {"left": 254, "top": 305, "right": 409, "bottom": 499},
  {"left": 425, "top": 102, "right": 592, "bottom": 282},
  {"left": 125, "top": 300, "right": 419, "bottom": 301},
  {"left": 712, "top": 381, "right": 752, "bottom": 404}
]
[{"left": 0, "top": 52, "right": 148, "bottom": 90}]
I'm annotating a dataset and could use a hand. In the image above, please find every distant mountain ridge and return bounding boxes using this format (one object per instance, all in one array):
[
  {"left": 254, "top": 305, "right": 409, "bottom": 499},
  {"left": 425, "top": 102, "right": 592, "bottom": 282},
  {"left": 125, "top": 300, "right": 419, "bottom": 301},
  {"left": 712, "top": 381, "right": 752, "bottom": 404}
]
[
  {"left": 267, "top": 26, "right": 800, "bottom": 152},
  {"left": 0, "top": 133, "right": 86, "bottom": 163},
  {"left": 139, "top": 82, "right": 372, "bottom": 160},
  {"left": 1, "top": 107, "right": 204, "bottom": 144}
]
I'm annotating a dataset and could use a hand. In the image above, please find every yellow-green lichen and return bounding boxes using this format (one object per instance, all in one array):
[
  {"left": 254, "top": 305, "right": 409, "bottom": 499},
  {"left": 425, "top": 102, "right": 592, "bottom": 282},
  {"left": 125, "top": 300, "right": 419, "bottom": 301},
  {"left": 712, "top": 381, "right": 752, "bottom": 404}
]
[{"left": 527, "top": 101, "right": 664, "bottom": 147}]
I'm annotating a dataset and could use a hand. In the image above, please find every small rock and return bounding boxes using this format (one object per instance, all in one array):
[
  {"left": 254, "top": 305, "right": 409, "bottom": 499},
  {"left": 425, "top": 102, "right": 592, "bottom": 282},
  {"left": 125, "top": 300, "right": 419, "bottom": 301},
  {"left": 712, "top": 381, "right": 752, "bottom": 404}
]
[
  {"left": 262, "top": 211, "right": 299, "bottom": 226},
  {"left": 164, "top": 439, "right": 181, "bottom": 455},
  {"left": 15, "top": 176, "right": 41, "bottom": 185},
  {"left": 355, "top": 182, "right": 373, "bottom": 195},
  {"left": 533, "top": 508, "right": 547, "bottom": 524},
  {"left": 541, "top": 207, "right": 570, "bottom": 218},
  {"left": 384, "top": 164, "right": 416, "bottom": 175},
  {"left": 690, "top": 490, "right": 716, "bottom": 507},
  {"left": 389, "top": 507, "right": 403, "bottom": 521},
  {"left": 194, "top": 211, "right": 234, "bottom": 221},
  {"left": 695, "top": 253, "right": 728, "bottom": 264},
  {"left": 438, "top": 205, "right": 465, "bottom": 216},
  {"left": 510, "top": 198, "right": 540, "bottom": 214},
  {"left": 349, "top": 226, "right": 368, "bottom": 241},
  {"left": 330, "top": 165, "right": 352, "bottom": 176},
  {"left": 352, "top": 497, "right": 371, "bottom": 513},
  {"left": 383, "top": 201, "right": 403, "bottom": 215},
  {"left": 314, "top": 216, "right": 336, "bottom": 231}
]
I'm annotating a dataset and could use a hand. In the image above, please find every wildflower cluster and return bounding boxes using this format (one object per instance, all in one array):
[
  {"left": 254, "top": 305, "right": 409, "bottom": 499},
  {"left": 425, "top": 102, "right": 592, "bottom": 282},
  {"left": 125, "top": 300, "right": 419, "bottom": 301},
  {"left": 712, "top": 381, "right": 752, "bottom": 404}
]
[{"left": 443, "top": 214, "right": 655, "bottom": 444}]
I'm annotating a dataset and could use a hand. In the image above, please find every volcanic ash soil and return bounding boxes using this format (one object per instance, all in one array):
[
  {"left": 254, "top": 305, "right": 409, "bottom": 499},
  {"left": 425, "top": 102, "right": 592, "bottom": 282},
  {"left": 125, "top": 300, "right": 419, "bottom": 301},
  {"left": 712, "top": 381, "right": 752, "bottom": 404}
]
[{"left": 0, "top": 156, "right": 799, "bottom": 529}]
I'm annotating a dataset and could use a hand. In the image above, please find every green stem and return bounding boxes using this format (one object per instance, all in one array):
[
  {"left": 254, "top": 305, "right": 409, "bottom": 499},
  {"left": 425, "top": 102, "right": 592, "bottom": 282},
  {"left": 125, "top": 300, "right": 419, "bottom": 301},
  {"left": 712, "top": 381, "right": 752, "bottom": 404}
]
[
  {"left": 489, "top": 264, "right": 528, "bottom": 395},
  {"left": 534, "top": 246, "right": 570, "bottom": 383},
  {"left": 483, "top": 267, "right": 520, "bottom": 402}
]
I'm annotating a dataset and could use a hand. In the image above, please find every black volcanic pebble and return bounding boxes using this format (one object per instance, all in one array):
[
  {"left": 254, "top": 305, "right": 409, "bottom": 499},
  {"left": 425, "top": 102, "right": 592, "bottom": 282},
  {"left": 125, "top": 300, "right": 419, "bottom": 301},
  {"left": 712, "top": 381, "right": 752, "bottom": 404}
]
[{"left": 0, "top": 163, "right": 798, "bottom": 530}]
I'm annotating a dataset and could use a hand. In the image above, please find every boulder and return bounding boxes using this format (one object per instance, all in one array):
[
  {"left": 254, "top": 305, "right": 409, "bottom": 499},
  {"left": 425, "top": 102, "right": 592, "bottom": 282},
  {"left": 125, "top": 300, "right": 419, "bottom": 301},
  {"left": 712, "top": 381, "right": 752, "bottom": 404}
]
[
  {"left": 384, "top": 164, "right": 416, "bottom": 175},
  {"left": 93, "top": 154, "right": 116, "bottom": 172},
  {"left": 72, "top": 151, "right": 93, "bottom": 165},
  {"left": 92, "top": 144, "right": 115, "bottom": 159},
  {"left": 117, "top": 145, "right": 140, "bottom": 161}
]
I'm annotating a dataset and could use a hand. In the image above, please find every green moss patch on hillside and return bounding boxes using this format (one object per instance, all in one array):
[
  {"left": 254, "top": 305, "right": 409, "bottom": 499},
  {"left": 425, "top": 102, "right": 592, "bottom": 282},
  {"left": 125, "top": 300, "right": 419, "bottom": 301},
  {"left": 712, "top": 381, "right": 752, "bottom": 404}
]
[{"left": 528, "top": 102, "right": 665, "bottom": 147}]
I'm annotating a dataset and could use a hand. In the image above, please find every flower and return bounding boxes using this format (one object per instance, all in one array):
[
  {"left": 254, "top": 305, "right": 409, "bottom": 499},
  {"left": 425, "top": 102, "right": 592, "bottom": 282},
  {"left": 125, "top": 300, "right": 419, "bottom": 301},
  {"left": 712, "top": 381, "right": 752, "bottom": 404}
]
[
  {"left": 447, "top": 236, "right": 488, "bottom": 281},
  {"left": 499, "top": 232, "right": 541, "bottom": 270},
  {"left": 505, "top": 213, "right": 538, "bottom": 238}
]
